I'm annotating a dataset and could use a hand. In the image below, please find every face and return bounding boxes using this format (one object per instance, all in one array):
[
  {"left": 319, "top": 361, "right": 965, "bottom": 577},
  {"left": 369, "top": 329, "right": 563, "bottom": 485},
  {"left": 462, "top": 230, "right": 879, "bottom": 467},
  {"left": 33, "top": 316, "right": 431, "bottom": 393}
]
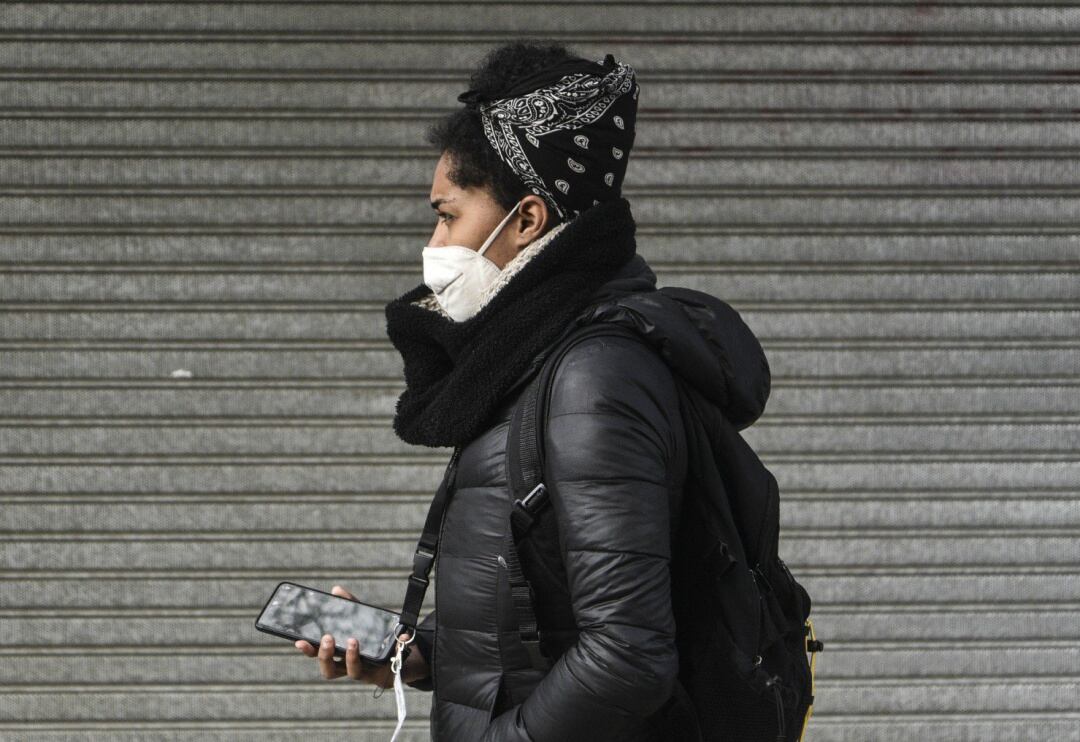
[{"left": 427, "top": 151, "right": 553, "bottom": 270}]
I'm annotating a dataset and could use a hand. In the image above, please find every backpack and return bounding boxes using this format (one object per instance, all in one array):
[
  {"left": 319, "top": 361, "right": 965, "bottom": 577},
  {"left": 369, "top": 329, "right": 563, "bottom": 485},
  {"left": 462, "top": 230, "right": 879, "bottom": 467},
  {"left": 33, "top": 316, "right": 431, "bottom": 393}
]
[{"left": 499, "top": 318, "right": 824, "bottom": 742}]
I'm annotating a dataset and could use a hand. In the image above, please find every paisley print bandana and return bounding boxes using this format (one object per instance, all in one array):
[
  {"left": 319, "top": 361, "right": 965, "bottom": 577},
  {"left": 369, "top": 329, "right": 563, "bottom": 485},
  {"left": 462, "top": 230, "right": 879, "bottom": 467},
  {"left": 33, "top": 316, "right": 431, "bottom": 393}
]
[{"left": 456, "top": 53, "right": 639, "bottom": 222}]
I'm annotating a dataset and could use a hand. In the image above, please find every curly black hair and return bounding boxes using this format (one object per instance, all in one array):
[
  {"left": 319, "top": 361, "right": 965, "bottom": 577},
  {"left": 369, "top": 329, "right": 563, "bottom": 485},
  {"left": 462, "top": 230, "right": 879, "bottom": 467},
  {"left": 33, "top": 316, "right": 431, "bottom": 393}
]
[{"left": 425, "top": 39, "right": 583, "bottom": 225}]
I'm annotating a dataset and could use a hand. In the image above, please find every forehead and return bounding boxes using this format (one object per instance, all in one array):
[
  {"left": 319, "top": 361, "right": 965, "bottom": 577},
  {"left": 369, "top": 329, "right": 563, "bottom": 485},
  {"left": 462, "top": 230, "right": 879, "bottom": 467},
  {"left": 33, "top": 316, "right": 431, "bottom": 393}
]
[
  {"left": 429, "top": 153, "right": 489, "bottom": 207},
  {"left": 429, "top": 155, "right": 463, "bottom": 204}
]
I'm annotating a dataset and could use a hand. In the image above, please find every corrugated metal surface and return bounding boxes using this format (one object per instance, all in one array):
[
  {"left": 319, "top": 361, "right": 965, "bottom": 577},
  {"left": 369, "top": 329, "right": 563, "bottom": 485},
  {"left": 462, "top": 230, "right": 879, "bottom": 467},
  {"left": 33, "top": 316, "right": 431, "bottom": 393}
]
[{"left": 1, "top": 3, "right": 1078, "bottom": 740}]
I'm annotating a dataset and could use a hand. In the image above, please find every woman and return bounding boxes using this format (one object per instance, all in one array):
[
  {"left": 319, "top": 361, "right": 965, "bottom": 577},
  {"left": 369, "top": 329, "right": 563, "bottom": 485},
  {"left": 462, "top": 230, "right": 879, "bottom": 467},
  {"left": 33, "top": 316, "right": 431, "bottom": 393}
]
[{"left": 295, "top": 40, "right": 773, "bottom": 742}]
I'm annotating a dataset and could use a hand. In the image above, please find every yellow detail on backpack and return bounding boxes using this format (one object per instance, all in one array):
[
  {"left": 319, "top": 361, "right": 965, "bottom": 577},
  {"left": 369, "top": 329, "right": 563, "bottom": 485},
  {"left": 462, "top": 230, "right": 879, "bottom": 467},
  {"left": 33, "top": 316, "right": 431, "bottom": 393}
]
[{"left": 797, "top": 618, "right": 819, "bottom": 742}]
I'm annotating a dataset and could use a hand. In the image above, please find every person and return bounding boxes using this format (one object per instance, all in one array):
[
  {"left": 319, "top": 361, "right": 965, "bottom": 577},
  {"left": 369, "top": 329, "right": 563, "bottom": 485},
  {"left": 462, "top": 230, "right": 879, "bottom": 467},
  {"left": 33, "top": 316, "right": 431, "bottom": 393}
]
[{"left": 295, "top": 39, "right": 773, "bottom": 742}]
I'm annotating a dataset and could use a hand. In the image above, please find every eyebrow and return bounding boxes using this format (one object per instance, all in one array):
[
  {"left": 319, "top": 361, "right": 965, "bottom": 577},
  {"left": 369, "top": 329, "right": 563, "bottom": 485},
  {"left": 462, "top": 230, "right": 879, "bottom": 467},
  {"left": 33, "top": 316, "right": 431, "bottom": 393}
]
[{"left": 430, "top": 197, "right": 457, "bottom": 209}]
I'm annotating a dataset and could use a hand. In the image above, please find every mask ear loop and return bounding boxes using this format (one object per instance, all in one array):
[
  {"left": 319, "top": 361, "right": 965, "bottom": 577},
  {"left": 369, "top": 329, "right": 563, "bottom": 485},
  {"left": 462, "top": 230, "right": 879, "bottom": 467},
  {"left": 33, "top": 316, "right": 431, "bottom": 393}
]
[{"left": 477, "top": 200, "right": 523, "bottom": 257}]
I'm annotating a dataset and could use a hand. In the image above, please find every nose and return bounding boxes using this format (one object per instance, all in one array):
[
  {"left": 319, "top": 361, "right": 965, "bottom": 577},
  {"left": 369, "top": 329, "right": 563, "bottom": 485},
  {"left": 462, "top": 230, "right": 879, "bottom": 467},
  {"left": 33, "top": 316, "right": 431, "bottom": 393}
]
[{"left": 426, "top": 223, "right": 444, "bottom": 248}]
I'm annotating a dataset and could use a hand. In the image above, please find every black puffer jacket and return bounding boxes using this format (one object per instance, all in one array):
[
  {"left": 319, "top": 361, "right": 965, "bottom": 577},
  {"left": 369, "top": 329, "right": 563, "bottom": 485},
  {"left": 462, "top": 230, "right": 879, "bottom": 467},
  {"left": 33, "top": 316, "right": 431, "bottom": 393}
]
[{"left": 407, "top": 252, "right": 770, "bottom": 742}]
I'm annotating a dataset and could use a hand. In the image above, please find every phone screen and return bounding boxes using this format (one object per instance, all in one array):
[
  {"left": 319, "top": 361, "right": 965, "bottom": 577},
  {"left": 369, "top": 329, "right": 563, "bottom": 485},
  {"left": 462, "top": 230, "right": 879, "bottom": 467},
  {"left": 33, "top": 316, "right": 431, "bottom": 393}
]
[{"left": 255, "top": 582, "right": 399, "bottom": 660}]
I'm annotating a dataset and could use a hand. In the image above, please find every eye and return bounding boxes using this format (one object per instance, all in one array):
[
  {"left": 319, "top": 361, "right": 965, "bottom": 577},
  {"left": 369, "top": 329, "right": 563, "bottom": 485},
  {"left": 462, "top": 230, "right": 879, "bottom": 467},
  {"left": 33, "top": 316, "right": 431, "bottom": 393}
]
[{"left": 438, "top": 213, "right": 453, "bottom": 223}]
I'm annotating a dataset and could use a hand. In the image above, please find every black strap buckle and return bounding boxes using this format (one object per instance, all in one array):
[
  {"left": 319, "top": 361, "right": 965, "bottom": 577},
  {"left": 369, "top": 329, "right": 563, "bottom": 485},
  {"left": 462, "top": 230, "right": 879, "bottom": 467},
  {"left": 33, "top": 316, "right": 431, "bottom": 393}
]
[
  {"left": 514, "top": 482, "right": 548, "bottom": 513},
  {"left": 412, "top": 547, "right": 435, "bottom": 576},
  {"left": 512, "top": 483, "right": 549, "bottom": 535}
]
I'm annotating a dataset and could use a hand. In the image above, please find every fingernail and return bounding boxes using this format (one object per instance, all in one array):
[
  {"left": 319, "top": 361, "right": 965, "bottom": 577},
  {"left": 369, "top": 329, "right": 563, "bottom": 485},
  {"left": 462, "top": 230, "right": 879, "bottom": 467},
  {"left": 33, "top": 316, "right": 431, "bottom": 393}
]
[{"left": 348, "top": 639, "right": 357, "bottom": 648}]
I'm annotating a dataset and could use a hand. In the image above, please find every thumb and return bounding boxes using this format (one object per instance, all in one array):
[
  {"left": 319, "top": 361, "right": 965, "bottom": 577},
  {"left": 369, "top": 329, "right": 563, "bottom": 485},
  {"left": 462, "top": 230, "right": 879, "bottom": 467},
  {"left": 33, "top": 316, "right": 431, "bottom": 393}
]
[{"left": 331, "top": 584, "right": 355, "bottom": 600}]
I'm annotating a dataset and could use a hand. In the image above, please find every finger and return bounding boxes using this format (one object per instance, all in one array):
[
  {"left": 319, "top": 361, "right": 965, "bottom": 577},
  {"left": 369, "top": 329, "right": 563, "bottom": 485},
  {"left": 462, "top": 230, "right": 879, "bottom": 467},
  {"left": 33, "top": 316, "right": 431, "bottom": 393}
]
[
  {"left": 317, "top": 633, "right": 345, "bottom": 679},
  {"left": 295, "top": 639, "right": 316, "bottom": 656},
  {"left": 345, "top": 637, "right": 364, "bottom": 680},
  {"left": 331, "top": 584, "right": 356, "bottom": 601}
]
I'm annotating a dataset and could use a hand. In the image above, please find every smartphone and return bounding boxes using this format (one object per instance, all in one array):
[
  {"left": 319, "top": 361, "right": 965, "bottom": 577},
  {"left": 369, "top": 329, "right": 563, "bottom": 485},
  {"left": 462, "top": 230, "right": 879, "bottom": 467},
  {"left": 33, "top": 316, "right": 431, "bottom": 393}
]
[{"left": 254, "top": 581, "right": 400, "bottom": 664}]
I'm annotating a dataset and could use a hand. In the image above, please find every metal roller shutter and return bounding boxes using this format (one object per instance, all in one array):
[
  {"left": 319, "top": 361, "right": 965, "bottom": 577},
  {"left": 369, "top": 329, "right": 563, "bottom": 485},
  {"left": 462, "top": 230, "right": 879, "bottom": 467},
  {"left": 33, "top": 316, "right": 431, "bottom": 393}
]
[{"left": 1, "top": 3, "right": 1077, "bottom": 740}]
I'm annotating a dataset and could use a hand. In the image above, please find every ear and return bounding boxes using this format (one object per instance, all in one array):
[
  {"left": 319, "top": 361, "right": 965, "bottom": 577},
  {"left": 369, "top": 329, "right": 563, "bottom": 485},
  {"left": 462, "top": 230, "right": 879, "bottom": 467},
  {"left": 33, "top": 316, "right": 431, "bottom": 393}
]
[{"left": 513, "top": 195, "right": 553, "bottom": 249}]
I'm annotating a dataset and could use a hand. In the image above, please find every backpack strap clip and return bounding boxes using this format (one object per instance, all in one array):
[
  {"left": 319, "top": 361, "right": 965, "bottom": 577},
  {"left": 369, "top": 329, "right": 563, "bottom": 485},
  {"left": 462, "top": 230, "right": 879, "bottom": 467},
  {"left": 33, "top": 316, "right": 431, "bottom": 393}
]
[
  {"left": 518, "top": 482, "right": 549, "bottom": 512},
  {"left": 511, "top": 483, "right": 549, "bottom": 533},
  {"left": 409, "top": 547, "right": 435, "bottom": 586}
]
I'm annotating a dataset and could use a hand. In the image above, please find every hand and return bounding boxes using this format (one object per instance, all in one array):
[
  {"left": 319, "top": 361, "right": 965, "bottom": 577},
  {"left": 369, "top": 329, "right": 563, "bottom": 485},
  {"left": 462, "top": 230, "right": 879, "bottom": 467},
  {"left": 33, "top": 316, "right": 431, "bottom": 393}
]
[{"left": 293, "top": 584, "right": 430, "bottom": 688}]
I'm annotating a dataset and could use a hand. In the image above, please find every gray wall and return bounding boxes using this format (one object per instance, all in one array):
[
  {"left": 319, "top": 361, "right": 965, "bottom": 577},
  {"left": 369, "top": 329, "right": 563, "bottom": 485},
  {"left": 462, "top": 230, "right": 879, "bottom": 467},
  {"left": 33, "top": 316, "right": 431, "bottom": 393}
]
[{"left": 1, "top": 3, "right": 1078, "bottom": 741}]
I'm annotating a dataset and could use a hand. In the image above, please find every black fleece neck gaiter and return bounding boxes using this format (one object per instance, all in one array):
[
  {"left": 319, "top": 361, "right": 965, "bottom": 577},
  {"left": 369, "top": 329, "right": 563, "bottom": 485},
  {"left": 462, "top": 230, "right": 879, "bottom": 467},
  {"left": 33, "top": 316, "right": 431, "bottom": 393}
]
[{"left": 383, "top": 196, "right": 638, "bottom": 448}]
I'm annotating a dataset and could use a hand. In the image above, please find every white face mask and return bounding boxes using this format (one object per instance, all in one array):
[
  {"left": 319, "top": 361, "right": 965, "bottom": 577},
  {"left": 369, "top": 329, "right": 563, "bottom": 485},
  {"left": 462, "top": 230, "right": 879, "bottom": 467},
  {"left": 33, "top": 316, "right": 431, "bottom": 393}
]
[{"left": 422, "top": 199, "right": 524, "bottom": 322}]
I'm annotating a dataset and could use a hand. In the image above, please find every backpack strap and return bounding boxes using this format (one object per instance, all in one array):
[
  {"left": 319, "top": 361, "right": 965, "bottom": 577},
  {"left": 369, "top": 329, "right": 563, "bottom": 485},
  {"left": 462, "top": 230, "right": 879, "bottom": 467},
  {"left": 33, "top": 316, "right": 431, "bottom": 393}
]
[{"left": 503, "top": 322, "right": 645, "bottom": 671}]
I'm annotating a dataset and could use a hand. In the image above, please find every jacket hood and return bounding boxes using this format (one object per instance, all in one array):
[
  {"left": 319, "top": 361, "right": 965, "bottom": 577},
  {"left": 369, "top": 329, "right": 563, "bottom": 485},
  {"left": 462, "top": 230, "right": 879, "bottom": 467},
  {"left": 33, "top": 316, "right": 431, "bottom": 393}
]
[{"left": 578, "top": 255, "right": 772, "bottom": 430}]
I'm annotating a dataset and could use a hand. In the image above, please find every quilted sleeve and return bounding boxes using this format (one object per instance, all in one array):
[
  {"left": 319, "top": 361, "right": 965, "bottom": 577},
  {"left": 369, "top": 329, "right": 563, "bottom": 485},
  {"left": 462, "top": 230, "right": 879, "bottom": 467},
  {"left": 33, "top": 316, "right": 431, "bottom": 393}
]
[{"left": 481, "top": 334, "right": 684, "bottom": 742}]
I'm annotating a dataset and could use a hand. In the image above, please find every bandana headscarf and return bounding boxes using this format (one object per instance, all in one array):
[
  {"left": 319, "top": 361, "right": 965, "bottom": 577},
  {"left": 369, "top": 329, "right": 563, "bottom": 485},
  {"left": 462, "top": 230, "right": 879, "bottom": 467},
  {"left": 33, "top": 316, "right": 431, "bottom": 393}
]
[{"left": 457, "top": 52, "right": 639, "bottom": 222}]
